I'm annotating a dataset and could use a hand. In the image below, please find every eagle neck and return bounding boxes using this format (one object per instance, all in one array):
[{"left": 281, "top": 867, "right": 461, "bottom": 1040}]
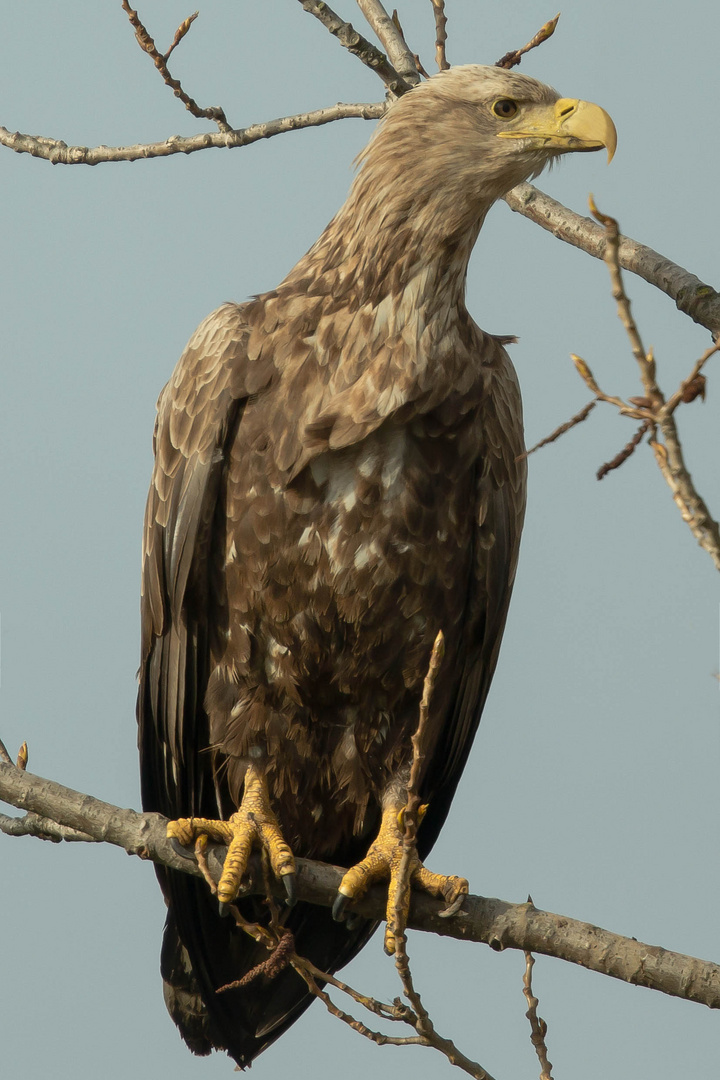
[{"left": 289, "top": 193, "right": 492, "bottom": 319}]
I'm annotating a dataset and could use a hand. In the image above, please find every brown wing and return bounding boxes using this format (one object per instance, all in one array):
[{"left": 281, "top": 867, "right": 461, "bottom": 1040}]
[
  {"left": 139, "top": 303, "right": 258, "bottom": 820},
  {"left": 137, "top": 302, "right": 377, "bottom": 1064},
  {"left": 419, "top": 347, "right": 527, "bottom": 854}
]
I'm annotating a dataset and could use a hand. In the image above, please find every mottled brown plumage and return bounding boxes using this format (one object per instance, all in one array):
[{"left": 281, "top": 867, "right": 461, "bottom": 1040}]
[{"left": 137, "top": 65, "right": 615, "bottom": 1067}]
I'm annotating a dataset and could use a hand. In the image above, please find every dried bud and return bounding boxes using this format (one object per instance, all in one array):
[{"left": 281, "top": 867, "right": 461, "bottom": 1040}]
[{"left": 680, "top": 375, "right": 706, "bottom": 404}]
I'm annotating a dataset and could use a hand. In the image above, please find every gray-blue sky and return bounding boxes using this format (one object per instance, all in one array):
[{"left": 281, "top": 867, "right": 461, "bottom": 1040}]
[{"left": 1, "top": 2, "right": 717, "bottom": 1078}]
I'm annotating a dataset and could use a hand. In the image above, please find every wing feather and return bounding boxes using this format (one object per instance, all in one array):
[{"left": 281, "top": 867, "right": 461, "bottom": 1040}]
[
  {"left": 421, "top": 355, "right": 526, "bottom": 853},
  {"left": 137, "top": 301, "right": 377, "bottom": 1065}
]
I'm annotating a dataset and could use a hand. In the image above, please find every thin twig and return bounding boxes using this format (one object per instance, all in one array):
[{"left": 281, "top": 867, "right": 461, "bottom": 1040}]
[
  {"left": 496, "top": 13, "right": 561, "bottom": 70},
  {"left": 164, "top": 10, "right": 198, "bottom": 61},
  {"left": 649, "top": 417, "right": 720, "bottom": 570},
  {"left": 299, "top": 956, "right": 415, "bottom": 1022},
  {"left": 589, "top": 196, "right": 662, "bottom": 406},
  {"left": 355, "top": 0, "right": 421, "bottom": 87},
  {"left": 0, "top": 103, "right": 386, "bottom": 167},
  {"left": 665, "top": 341, "right": 720, "bottom": 415},
  {"left": 292, "top": 960, "right": 426, "bottom": 1048},
  {"left": 299, "top": 0, "right": 411, "bottom": 96},
  {"left": 121, "top": 2, "right": 231, "bottom": 131},
  {"left": 385, "top": 632, "right": 497, "bottom": 1079},
  {"left": 523, "top": 949, "right": 554, "bottom": 1080},
  {"left": 520, "top": 400, "right": 597, "bottom": 459},
  {"left": 596, "top": 422, "right": 650, "bottom": 481},
  {"left": 430, "top": 0, "right": 450, "bottom": 70},
  {"left": 589, "top": 199, "right": 720, "bottom": 569},
  {"left": 570, "top": 354, "right": 650, "bottom": 421},
  {"left": 194, "top": 836, "right": 218, "bottom": 892}
]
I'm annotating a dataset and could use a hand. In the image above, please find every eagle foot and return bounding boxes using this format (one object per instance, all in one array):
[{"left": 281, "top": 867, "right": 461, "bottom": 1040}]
[
  {"left": 332, "top": 801, "right": 468, "bottom": 954},
  {"left": 166, "top": 763, "right": 296, "bottom": 913}
]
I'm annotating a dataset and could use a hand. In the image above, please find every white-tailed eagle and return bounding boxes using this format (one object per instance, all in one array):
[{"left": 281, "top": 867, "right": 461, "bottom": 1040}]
[{"left": 137, "top": 65, "right": 615, "bottom": 1067}]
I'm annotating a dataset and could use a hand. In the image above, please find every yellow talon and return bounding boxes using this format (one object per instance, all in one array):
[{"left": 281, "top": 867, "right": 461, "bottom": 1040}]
[
  {"left": 166, "top": 763, "right": 296, "bottom": 908},
  {"left": 334, "top": 800, "right": 468, "bottom": 953}
]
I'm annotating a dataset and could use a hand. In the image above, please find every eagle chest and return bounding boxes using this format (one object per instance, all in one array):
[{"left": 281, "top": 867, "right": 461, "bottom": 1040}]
[{"left": 207, "top": 401, "right": 486, "bottom": 819}]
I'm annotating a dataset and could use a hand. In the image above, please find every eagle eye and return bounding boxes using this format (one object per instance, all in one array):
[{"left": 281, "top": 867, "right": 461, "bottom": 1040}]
[{"left": 492, "top": 98, "right": 518, "bottom": 120}]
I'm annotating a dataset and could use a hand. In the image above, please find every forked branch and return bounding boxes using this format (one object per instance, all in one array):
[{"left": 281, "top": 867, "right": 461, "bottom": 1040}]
[{"left": 121, "top": 2, "right": 230, "bottom": 130}]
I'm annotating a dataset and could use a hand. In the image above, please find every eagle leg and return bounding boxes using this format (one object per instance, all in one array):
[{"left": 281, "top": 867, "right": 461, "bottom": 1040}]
[
  {"left": 332, "top": 800, "right": 468, "bottom": 953},
  {"left": 166, "top": 762, "right": 296, "bottom": 914}
]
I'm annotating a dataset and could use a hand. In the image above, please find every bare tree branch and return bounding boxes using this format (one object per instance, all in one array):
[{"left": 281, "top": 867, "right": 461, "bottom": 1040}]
[
  {"left": 355, "top": 0, "right": 421, "bottom": 87},
  {"left": 0, "top": 103, "right": 386, "bottom": 166},
  {"left": 430, "top": 1, "right": 450, "bottom": 71},
  {"left": 596, "top": 421, "right": 650, "bottom": 481},
  {"left": 1, "top": 760, "right": 719, "bottom": 1011},
  {"left": 0, "top": 810, "right": 97, "bottom": 843},
  {"left": 495, "top": 13, "right": 561, "bottom": 70},
  {"left": 164, "top": 10, "right": 199, "bottom": 62},
  {"left": 299, "top": 0, "right": 411, "bottom": 95},
  {"left": 504, "top": 183, "right": 720, "bottom": 339},
  {"left": 121, "top": 1, "right": 230, "bottom": 130},
  {"left": 520, "top": 400, "right": 597, "bottom": 459},
  {"left": 523, "top": 949, "right": 554, "bottom": 1080},
  {"left": 383, "top": 630, "right": 493, "bottom": 1080},
  {"left": 586, "top": 200, "right": 720, "bottom": 570}
]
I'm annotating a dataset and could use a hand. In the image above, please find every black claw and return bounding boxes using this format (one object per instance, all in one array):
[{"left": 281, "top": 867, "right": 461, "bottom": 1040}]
[
  {"left": 332, "top": 892, "right": 350, "bottom": 922},
  {"left": 218, "top": 900, "right": 230, "bottom": 918},
  {"left": 170, "top": 838, "right": 194, "bottom": 860},
  {"left": 283, "top": 872, "right": 296, "bottom": 908},
  {"left": 345, "top": 912, "right": 362, "bottom": 932}
]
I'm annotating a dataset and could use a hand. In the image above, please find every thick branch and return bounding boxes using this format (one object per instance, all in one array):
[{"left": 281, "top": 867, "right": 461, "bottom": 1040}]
[
  {"left": 0, "top": 103, "right": 386, "bottom": 166},
  {"left": 299, "top": 0, "right": 411, "bottom": 95},
  {"left": 505, "top": 183, "right": 720, "bottom": 339},
  {"left": 355, "top": 0, "right": 421, "bottom": 87},
  {"left": 1, "top": 763, "right": 718, "bottom": 1012}
]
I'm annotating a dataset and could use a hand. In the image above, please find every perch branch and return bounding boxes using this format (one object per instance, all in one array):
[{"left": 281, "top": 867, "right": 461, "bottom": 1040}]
[{"left": 1, "top": 761, "right": 719, "bottom": 1010}]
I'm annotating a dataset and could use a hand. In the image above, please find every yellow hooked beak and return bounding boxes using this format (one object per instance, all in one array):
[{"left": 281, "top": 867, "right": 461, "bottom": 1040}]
[{"left": 497, "top": 98, "right": 617, "bottom": 162}]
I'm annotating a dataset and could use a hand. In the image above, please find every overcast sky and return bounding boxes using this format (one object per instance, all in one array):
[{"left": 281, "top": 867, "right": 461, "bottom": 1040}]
[{"left": 1, "top": 2, "right": 718, "bottom": 1079}]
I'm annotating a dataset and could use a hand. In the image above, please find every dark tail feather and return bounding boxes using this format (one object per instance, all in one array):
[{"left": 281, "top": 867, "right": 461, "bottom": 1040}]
[{"left": 160, "top": 867, "right": 377, "bottom": 1069}]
